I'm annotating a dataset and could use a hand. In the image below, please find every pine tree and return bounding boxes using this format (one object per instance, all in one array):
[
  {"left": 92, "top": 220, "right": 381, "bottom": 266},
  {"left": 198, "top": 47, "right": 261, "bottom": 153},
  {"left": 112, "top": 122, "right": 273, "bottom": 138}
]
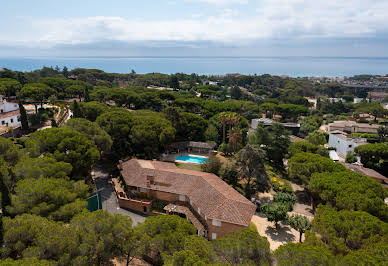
[
  {"left": 72, "top": 100, "right": 82, "bottom": 118},
  {"left": 18, "top": 101, "right": 29, "bottom": 131},
  {"left": 62, "top": 66, "right": 69, "bottom": 78}
]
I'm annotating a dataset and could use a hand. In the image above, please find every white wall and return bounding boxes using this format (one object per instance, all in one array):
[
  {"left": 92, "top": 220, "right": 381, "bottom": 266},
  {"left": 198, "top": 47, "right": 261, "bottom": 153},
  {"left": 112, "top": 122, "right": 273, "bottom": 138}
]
[
  {"left": 0, "top": 98, "right": 19, "bottom": 113},
  {"left": 0, "top": 114, "right": 21, "bottom": 128},
  {"left": 328, "top": 134, "right": 364, "bottom": 157}
]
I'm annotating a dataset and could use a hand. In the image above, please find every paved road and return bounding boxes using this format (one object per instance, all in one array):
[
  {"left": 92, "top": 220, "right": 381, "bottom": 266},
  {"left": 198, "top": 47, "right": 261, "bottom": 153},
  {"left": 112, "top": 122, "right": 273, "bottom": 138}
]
[{"left": 92, "top": 164, "right": 147, "bottom": 226}]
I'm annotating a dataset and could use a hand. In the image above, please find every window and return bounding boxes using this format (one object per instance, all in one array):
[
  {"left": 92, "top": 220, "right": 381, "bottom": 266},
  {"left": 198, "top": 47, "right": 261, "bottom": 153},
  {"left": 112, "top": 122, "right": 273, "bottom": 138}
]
[
  {"left": 348, "top": 145, "right": 352, "bottom": 148},
  {"left": 143, "top": 206, "right": 147, "bottom": 212},
  {"left": 139, "top": 188, "right": 147, "bottom": 193},
  {"left": 0, "top": 109, "right": 3, "bottom": 113},
  {"left": 1, "top": 120, "right": 4, "bottom": 125},
  {"left": 179, "top": 194, "right": 186, "bottom": 201},
  {"left": 10, "top": 118, "right": 13, "bottom": 123},
  {"left": 190, "top": 200, "right": 193, "bottom": 205},
  {"left": 212, "top": 219, "right": 222, "bottom": 227},
  {"left": 212, "top": 233, "right": 217, "bottom": 239},
  {"left": 197, "top": 208, "right": 200, "bottom": 215}
]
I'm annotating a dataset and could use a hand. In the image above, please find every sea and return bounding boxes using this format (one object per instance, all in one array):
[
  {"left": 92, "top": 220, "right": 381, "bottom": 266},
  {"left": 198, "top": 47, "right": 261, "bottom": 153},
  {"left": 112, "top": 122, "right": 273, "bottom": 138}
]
[{"left": 1, "top": 56, "right": 388, "bottom": 77}]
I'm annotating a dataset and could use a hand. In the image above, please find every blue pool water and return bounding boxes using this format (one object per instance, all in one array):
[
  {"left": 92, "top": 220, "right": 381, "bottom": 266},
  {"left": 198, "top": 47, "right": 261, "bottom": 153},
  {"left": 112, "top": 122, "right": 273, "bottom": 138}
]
[{"left": 175, "top": 155, "right": 208, "bottom": 164}]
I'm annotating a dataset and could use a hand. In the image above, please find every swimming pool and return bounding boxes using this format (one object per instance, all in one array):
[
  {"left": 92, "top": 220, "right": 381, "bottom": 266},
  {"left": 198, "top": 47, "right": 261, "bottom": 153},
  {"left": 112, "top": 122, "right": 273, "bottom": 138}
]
[{"left": 175, "top": 155, "right": 208, "bottom": 164}]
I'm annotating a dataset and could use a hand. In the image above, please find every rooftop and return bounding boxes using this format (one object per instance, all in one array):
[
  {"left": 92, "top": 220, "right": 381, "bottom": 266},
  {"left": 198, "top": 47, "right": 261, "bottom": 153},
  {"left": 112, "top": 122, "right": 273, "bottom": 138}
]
[
  {"left": 120, "top": 159, "right": 256, "bottom": 226},
  {"left": 344, "top": 163, "right": 388, "bottom": 188},
  {"left": 0, "top": 110, "right": 20, "bottom": 120},
  {"left": 329, "top": 120, "right": 379, "bottom": 129}
]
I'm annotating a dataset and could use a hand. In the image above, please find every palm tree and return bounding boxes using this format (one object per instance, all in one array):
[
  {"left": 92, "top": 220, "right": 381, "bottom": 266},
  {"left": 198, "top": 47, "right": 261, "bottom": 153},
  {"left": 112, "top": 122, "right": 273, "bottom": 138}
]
[
  {"left": 219, "top": 113, "right": 228, "bottom": 143},
  {"left": 228, "top": 128, "right": 242, "bottom": 152}
]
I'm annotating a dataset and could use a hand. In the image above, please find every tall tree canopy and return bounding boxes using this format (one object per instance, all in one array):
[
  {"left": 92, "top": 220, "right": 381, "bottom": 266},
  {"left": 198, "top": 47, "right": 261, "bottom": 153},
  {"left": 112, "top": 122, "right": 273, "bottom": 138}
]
[
  {"left": 311, "top": 205, "right": 388, "bottom": 255},
  {"left": 355, "top": 143, "right": 388, "bottom": 176},
  {"left": 309, "top": 170, "right": 388, "bottom": 221},
  {"left": 288, "top": 152, "right": 345, "bottom": 185},
  {"left": 17, "top": 83, "right": 56, "bottom": 112},
  {"left": 26, "top": 128, "right": 100, "bottom": 178},
  {"left": 237, "top": 144, "right": 269, "bottom": 198},
  {"left": 64, "top": 118, "right": 113, "bottom": 154},
  {"left": 7, "top": 177, "right": 88, "bottom": 222}
]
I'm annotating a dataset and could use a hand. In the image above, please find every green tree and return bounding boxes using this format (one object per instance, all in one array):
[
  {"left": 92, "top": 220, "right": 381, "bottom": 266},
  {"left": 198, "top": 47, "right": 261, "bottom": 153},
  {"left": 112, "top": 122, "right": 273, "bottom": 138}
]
[
  {"left": 97, "top": 109, "right": 134, "bottom": 157},
  {"left": 274, "top": 243, "right": 334, "bottom": 266},
  {"left": 1, "top": 214, "right": 78, "bottom": 263},
  {"left": 129, "top": 110, "right": 175, "bottom": 159},
  {"left": 64, "top": 118, "right": 113, "bottom": 154},
  {"left": 71, "top": 210, "right": 135, "bottom": 266},
  {"left": 261, "top": 202, "right": 289, "bottom": 229},
  {"left": 273, "top": 192, "right": 296, "bottom": 211},
  {"left": 71, "top": 101, "right": 110, "bottom": 122},
  {"left": 377, "top": 125, "right": 388, "bottom": 142},
  {"left": 287, "top": 214, "right": 311, "bottom": 243},
  {"left": 18, "top": 101, "right": 29, "bottom": 131},
  {"left": 201, "top": 155, "right": 221, "bottom": 175},
  {"left": 311, "top": 205, "right": 388, "bottom": 255},
  {"left": 355, "top": 143, "right": 388, "bottom": 176},
  {"left": 66, "top": 85, "right": 84, "bottom": 100},
  {"left": 181, "top": 112, "right": 207, "bottom": 141},
  {"left": 213, "top": 228, "right": 271, "bottom": 265},
  {"left": 219, "top": 160, "right": 239, "bottom": 188},
  {"left": 340, "top": 241, "right": 388, "bottom": 266},
  {"left": 0, "top": 258, "right": 56, "bottom": 266},
  {"left": 288, "top": 152, "right": 345, "bottom": 185},
  {"left": 204, "top": 124, "right": 219, "bottom": 142},
  {"left": 237, "top": 144, "right": 269, "bottom": 198},
  {"left": 18, "top": 83, "right": 56, "bottom": 112},
  {"left": 288, "top": 141, "right": 329, "bottom": 158},
  {"left": 7, "top": 177, "right": 88, "bottom": 222},
  {"left": 26, "top": 128, "right": 100, "bottom": 178},
  {"left": 309, "top": 170, "right": 388, "bottom": 221},
  {"left": 13, "top": 156, "right": 72, "bottom": 181},
  {"left": 305, "top": 130, "right": 327, "bottom": 146},
  {"left": 230, "top": 86, "right": 242, "bottom": 100},
  {"left": 249, "top": 122, "right": 291, "bottom": 169},
  {"left": 169, "top": 75, "right": 180, "bottom": 90},
  {"left": 299, "top": 116, "right": 323, "bottom": 135},
  {"left": 72, "top": 100, "right": 82, "bottom": 118},
  {"left": 0, "top": 78, "right": 22, "bottom": 97},
  {"left": 135, "top": 215, "right": 197, "bottom": 265},
  {"left": 345, "top": 152, "right": 358, "bottom": 163},
  {"left": 164, "top": 250, "right": 207, "bottom": 266}
]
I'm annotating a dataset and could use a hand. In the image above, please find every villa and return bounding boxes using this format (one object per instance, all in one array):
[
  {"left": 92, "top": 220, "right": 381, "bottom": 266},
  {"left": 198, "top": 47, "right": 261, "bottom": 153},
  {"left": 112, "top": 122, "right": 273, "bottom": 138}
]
[
  {"left": 0, "top": 95, "right": 21, "bottom": 133},
  {"left": 115, "top": 159, "right": 256, "bottom": 240}
]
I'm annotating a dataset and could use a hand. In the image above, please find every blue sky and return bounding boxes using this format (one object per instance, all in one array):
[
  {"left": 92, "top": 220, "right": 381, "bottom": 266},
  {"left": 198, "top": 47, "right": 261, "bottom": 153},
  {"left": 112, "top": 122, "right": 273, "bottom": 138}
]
[{"left": 1, "top": 0, "right": 388, "bottom": 57}]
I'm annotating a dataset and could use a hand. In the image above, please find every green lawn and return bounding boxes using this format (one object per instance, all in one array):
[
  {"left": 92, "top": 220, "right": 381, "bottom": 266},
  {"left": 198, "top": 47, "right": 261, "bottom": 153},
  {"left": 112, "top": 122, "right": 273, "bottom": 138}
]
[{"left": 175, "top": 163, "right": 202, "bottom": 172}]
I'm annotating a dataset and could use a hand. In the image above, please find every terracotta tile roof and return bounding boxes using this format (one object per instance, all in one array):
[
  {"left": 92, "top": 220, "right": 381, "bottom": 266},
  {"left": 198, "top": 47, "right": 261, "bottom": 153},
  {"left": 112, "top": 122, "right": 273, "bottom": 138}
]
[
  {"left": 120, "top": 159, "right": 256, "bottom": 226},
  {"left": 0, "top": 110, "right": 20, "bottom": 120}
]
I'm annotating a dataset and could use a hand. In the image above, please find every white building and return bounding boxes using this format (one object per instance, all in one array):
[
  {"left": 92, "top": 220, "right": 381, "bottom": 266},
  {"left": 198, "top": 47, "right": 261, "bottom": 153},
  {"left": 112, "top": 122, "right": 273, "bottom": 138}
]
[
  {"left": 0, "top": 96, "right": 21, "bottom": 128},
  {"left": 328, "top": 131, "right": 367, "bottom": 158}
]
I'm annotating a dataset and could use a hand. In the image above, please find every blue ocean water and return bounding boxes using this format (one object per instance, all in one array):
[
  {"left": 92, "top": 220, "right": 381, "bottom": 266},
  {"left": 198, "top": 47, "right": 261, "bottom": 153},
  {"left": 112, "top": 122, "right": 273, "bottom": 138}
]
[{"left": 1, "top": 56, "right": 388, "bottom": 77}]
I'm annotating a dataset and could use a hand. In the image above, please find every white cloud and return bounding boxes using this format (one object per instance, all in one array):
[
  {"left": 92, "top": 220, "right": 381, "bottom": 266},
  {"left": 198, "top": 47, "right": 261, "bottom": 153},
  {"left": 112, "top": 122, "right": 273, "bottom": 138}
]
[
  {"left": 1, "top": 0, "right": 388, "bottom": 48},
  {"left": 197, "top": 0, "right": 248, "bottom": 4}
]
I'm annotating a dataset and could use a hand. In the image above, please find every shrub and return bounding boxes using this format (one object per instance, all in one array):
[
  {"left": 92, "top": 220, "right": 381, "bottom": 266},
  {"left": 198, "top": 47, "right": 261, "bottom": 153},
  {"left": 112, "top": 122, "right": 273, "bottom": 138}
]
[
  {"left": 270, "top": 177, "right": 293, "bottom": 194},
  {"left": 274, "top": 191, "right": 296, "bottom": 211}
]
